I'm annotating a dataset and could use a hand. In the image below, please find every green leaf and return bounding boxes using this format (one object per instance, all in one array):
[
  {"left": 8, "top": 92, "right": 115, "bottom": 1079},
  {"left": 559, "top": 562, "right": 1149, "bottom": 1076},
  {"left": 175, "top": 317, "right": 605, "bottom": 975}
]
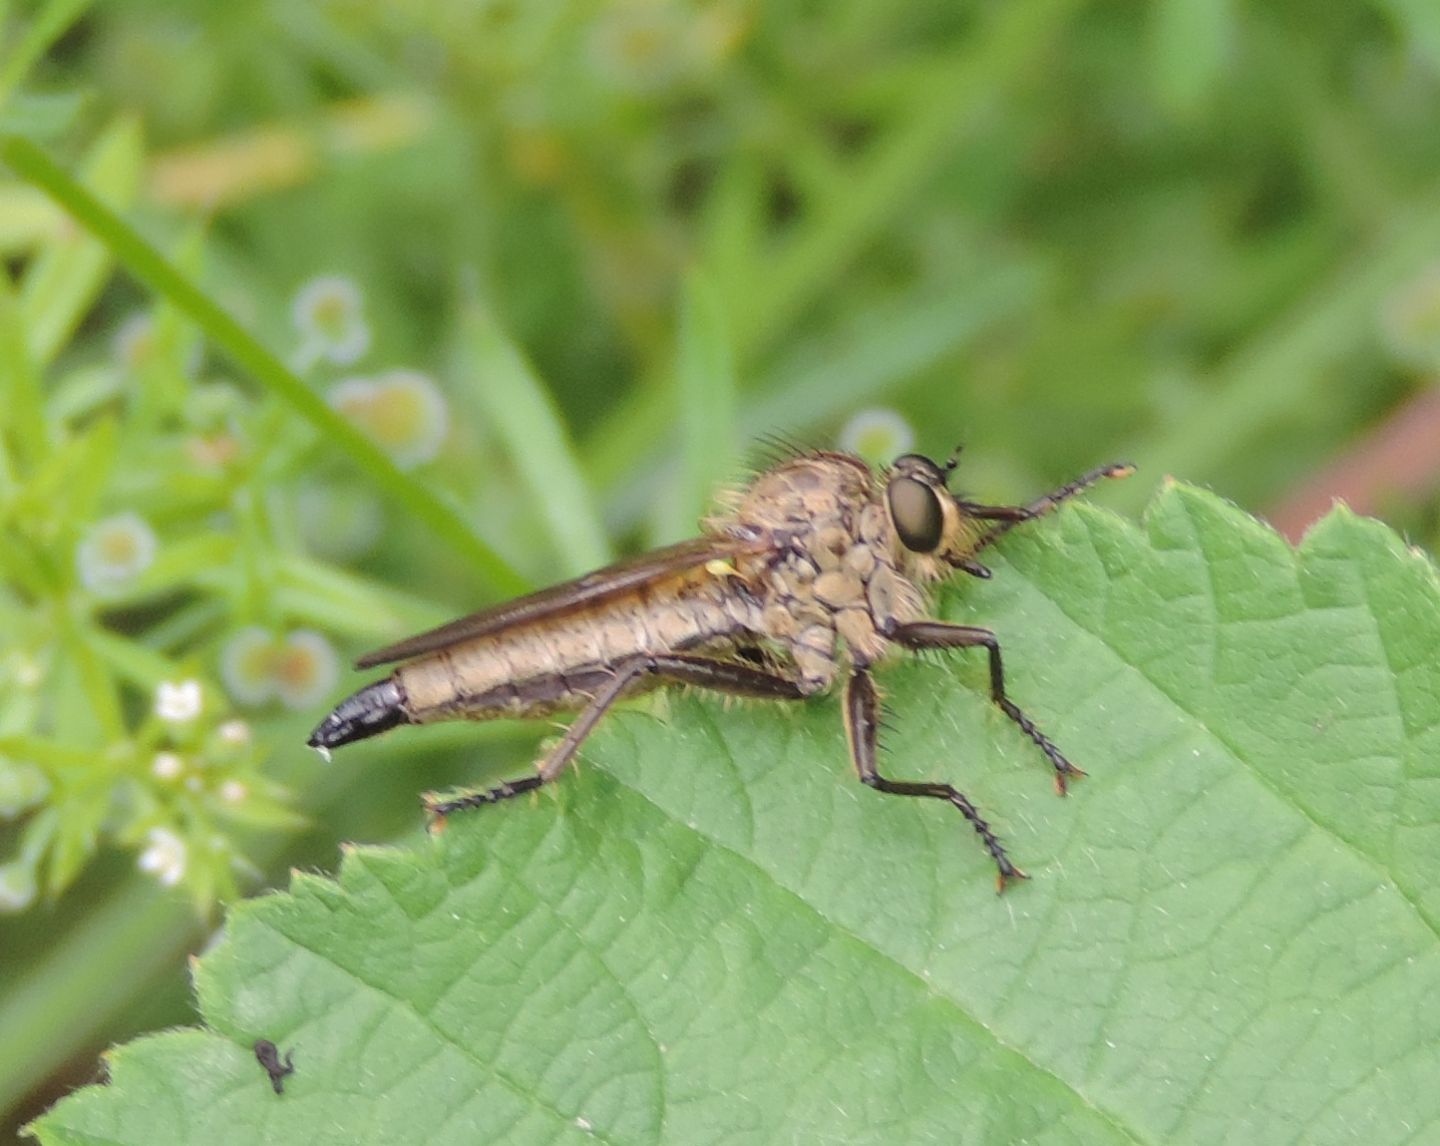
[{"left": 28, "top": 486, "right": 1440, "bottom": 1144}]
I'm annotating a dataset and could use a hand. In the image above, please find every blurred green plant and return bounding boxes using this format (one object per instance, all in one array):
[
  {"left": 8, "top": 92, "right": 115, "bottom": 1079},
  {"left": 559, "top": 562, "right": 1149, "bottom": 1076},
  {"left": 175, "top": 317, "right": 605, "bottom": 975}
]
[
  {"left": 0, "top": 121, "right": 450, "bottom": 913},
  {"left": 6, "top": 0, "right": 1440, "bottom": 1138}
]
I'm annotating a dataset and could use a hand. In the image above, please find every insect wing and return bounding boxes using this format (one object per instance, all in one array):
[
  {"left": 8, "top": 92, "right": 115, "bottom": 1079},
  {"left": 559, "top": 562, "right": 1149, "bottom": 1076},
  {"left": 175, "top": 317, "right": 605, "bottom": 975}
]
[{"left": 354, "top": 534, "right": 770, "bottom": 668}]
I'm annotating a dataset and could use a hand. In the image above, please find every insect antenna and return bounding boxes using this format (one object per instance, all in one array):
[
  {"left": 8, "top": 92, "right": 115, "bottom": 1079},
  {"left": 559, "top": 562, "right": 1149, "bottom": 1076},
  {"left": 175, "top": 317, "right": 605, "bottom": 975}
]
[{"left": 972, "top": 461, "right": 1134, "bottom": 551}]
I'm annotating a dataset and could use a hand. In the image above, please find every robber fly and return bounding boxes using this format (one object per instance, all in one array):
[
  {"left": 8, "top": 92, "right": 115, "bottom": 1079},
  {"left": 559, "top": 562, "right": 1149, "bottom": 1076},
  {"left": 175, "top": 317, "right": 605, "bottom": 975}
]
[{"left": 309, "top": 447, "right": 1131, "bottom": 889}]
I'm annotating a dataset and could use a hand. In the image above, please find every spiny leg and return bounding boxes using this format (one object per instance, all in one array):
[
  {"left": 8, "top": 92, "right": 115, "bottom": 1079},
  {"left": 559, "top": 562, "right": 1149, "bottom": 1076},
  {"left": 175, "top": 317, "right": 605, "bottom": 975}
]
[
  {"left": 961, "top": 461, "right": 1134, "bottom": 551},
  {"left": 844, "top": 667, "right": 1024, "bottom": 891},
  {"left": 888, "top": 620, "right": 1084, "bottom": 793},
  {"left": 425, "top": 654, "right": 807, "bottom": 821}
]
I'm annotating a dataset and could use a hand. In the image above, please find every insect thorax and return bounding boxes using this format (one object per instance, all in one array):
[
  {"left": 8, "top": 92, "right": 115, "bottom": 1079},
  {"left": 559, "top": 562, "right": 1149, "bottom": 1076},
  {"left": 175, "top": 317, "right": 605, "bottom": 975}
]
[{"left": 725, "top": 454, "right": 930, "bottom": 689}]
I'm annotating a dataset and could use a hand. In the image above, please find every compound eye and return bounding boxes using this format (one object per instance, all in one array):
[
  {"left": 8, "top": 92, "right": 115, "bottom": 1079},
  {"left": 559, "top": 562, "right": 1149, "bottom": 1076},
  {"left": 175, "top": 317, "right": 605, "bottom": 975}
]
[{"left": 887, "top": 476, "right": 944, "bottom": 552}]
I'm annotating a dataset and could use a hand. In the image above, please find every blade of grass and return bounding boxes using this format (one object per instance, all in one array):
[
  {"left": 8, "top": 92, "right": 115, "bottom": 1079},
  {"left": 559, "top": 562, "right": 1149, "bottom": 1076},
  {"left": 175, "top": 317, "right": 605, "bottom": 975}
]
[
  {"left": 581, "top": 0, "right": 1077, "bottom": 499},
  {"left": 18, "top": 117, "right": 142, "bottom": 368},
  {"left": 651, "top": 268, "right": 737, "bottom": 544},
  {"left": 730, "top": 0, "right": 1077, "bottom": 361},
  {"left": 0, "top": 135, "right": 527, "bottom": 596},
  {"left": 0, "top": 0, "right": 92, "bottom": 111},
  {"left": 453, "top": 290, "right": 611, "bottom": 576}
]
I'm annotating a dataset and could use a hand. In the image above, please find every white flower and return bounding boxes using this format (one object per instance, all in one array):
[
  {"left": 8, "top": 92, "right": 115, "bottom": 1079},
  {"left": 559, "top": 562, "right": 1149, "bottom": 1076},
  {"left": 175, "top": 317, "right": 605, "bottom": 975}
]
[
  {"left": 327, "top": 371, "right": 449, "bottom": 470},
  {"left": 220, "top": 628, "right": 340, "bottom": 710},
  {"left": 152, "top": 752, "right": 184, "bottom": 781},
  {"left": 76, "top": 513, "right": 157, "bottom": 593},
  {"left": 220, "top": 780, "right": 248, "bottom": 804},
  {"left": 155, "top": 680, "right": 203, "bottom": 723},
  {"left": 274, "top": 630, "right": 341, "bottom": 710},
  {"left": 138, "top": 827, "right": 187, "bottom": 887},
  {"left": 838, "top": 408, "right": 916, "bottom": 465},
  {"left": 292, "top": 275, "right": 371, "bottom": 367},
  {"left": 218, "top": 720, "right": 251, "bottom": 745},
  {"left": 220, "top": 627, "right": 280, "bottom": 707}
]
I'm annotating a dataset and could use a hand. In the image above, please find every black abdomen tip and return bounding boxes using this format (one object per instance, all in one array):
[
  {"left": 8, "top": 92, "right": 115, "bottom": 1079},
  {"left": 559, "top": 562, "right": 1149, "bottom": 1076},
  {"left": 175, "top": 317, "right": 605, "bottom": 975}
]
[{"left": 308, "top": 677, "right": 410, "bottom": 754}]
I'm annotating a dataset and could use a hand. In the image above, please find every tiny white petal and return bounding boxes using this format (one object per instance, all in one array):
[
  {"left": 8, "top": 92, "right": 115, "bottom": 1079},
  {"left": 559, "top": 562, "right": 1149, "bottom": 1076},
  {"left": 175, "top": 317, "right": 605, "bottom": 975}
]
[
  {"left": 292, "top": 275, "right": 370, "bottom": 366},
  {"left": 327, "top": 372, "right": 449, "bottom": 471},
  {"left": 77, "top": 513, "right": 158, "bottom": 593},
  {"left": 155, "top": 680, "right": 203, "bottom": 723},
  {"left": 275, "top": 630, "right": 341, "bottom": 710},
  {"left": 152, "top": 752, "right": 184, "bottom": 781},
  {"left": 220, "top": 626, "right": 280, "bottom": 707},
  {"left": 219, "top": 719, "right": 251, "bottom": 745},
  {"left": 220, "top": 780, "right": 248, "bottom": 803},
  {"left": 138, "top": 828, "right": 187, "bottom": 887},
  {"left": 838, "top": 408, "right": 916, "bottom": 464}
]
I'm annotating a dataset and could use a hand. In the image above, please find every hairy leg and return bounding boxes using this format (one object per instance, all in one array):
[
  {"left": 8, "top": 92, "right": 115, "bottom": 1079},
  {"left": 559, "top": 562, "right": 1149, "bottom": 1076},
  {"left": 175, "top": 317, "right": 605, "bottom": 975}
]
[{"left": 843, "top": 666, "right": 1025, "bottom": 891}]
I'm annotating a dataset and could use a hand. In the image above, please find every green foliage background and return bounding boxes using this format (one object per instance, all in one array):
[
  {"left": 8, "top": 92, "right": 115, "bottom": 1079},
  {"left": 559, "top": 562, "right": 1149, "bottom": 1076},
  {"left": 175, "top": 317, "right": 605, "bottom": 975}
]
[{"left": 4, "top": 0, "right": 1440, "bottom": 1141}]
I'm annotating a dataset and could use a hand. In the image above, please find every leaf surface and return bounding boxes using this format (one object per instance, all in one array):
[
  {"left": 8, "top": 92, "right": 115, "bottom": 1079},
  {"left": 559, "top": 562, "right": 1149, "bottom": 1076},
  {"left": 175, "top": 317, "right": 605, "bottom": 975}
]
[{"left": 30, "top": 485, "right": 1440, "bottom": 1145}]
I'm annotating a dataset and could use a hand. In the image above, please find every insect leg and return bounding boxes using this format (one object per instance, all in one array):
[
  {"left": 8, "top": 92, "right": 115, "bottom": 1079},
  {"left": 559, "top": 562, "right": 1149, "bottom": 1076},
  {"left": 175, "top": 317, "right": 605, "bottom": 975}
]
[
  {"left": 844, "top": 667, "right": 1024, "bottom": 891},
  {"left": 425, "top": 654, "right": 807, "bottom": 820},
  {"left": 888, "top": 620, "right": 1084, "bottom": 793},
  {"left": 961, "top": 461, "right": 1134, "bottom": 549}
]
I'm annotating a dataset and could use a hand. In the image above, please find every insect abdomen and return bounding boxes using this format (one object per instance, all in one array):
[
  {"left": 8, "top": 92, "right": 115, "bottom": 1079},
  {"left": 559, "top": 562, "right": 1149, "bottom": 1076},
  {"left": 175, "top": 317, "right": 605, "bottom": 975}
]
[
  {"left": 308, "top": 677, "right": 411, "bottom": 752},
  {"left": 398, "top": 584, "right": 757, "bottom": 722}
]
